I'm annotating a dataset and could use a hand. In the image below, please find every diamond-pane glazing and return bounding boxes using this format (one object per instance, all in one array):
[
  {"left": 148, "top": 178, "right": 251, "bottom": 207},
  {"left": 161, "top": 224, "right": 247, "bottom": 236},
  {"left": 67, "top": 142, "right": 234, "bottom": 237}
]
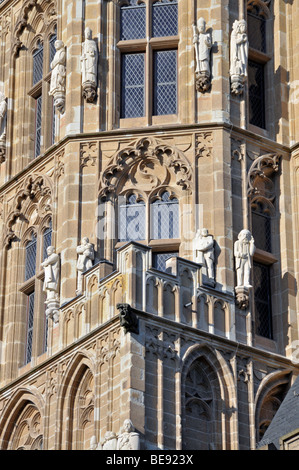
[
  {"left": 120, "top": 1, "right": 146, "bottom": 40},
  {"left": 35, "top": 95, "right": 42, "bottom": 158},
  {"left": 119, "top": 195, "right": 146, "bottom": 241},
  {"left": 248, "top": 61, "right": 265, "bottom": 129},
  {"left": 248, "top": 11, "right": 266, "bottom": 53},
  {"left": 252, "top": 210, "right": 271, "bottom": 252},
  {"left": 26, "top": 292, "right": 35, "bottom": 364},
  {"left": 33, "top": 44, "right": 44, "bottom": 85},
  {"left": 25, "top": 234, "right": 37, "bottom": 281},
  {"left": 153, "top": 50, "right": 177, "bottom": 115},
  {"left": 121, "top": 53, "right": 145, "bottom": 118},
  {"left": 254, "top": 262, "right": 272, "bottom": 339},
  {"left": 152, "top": 0, "right": 178, "bottom": 38},
  {"left": 43, "top": 222, "right": 52, "bottom": 261},
  {"left": 49, "top": 33, "right": 57, "bottom": 69},
  {"left": 153, "top": 252, "right": 178, "bottom": 272},
  {"left": 151, "top": 192, "right": 179, "bottom": 239}
]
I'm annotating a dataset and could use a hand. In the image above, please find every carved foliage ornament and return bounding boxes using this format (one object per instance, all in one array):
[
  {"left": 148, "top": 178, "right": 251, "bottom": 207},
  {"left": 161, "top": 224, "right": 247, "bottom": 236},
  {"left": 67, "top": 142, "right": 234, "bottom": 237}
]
[
  {"left": 98, "top": 136, "right": 193, "bottom": 200},
  {"left": 12, "top": 0, "right": 57, "bottom": 56},
  {"left": 247, "top": 153, "right": 281, "bottom": 210},
  {"left": 4, "top": 173, "right": 53, "bottom": 248}
]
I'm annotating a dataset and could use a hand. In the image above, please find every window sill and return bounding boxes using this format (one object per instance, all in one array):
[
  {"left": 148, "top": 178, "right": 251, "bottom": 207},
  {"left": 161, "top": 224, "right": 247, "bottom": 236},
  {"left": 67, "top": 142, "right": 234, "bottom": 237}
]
[{"left": 253, "top": 248, "right": 278, "bottom": 265}]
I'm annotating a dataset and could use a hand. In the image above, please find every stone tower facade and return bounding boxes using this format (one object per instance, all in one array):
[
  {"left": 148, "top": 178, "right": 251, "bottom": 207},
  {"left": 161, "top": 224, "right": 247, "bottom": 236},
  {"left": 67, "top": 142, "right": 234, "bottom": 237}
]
[{"left": 0, "top": 0, "right": 298, "bottom": 451}]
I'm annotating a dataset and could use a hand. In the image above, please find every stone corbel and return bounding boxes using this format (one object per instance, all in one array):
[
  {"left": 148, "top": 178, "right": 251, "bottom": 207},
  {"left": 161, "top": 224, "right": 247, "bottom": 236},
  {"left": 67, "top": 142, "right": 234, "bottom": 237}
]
[
  {"left": 45, "top": 300, "right": 60, "bottom": 324},
  {"left": 117, "top": 303, "right": 139, "bottom": 335},
  {"left": 235, "top": 285, "right": 250, "bottom": 310}
]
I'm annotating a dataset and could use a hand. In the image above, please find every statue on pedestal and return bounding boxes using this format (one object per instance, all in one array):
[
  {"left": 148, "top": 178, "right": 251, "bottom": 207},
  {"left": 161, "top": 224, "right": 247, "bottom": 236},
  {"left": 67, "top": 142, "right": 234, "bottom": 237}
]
[
  {"left": 234, "top": 229, "right": 255, "bottom": 310},
  {"left": 230, "top": 19, "right": 248, "bottom": 95},
  {"left": 192, "top": 18, "right": 212, "bottom": 93},
  {"left": 76, "top": 237, "right": 94, "bottom": 293},
  {"left": 81, "top": 27, "right": 98, "bottom": 102},
  {"left": 194, "top": 228, "right": 215, "bottom": 286},
  {"left": 49, "top": 40, "right": 66, "bottom": 113},
  {"left": 41, "top": 246, "right": 60, "bottom": 323}
]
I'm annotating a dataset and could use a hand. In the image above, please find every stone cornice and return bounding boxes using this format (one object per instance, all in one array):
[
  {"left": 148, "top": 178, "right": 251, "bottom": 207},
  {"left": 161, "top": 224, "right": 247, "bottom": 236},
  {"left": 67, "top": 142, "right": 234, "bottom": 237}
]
[{"left": 0, "top": 122, "right": 293, "bottom": 197}]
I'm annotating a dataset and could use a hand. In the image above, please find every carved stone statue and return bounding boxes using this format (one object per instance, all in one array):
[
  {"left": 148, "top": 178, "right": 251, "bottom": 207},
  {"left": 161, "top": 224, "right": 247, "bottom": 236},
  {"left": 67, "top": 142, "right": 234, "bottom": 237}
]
[
  {"left": 99, "top": 431, "right": 118, "bottom": 450},
  {"left": 117, "top": 419, "right": 140, "bottom": 450},
  {"left": 76, "top": 237, "right": 94, "bottom": 293},
  {"left": 234, "top": 229, "right": 255, "bottom": 288},
  {"left": 0, "top": 92, "right": 7, "bottom": 162},
  {"left": 192, "top": 17, "right": 212, "bottom": 93},
  {"left": 230, "top": 19, "right": 248, "bottom": 95},
  {"left": 42, "top": 246, "right": 60, "bottom": 301},
  {"left": 81, "top": 27, "right": 98, "bottom": 102},
  {"left": 49, "top": 40, "right": 66, "bottom": 113},
  {"left": 194, "top": 228, "right": 215, "bottom": 286}
]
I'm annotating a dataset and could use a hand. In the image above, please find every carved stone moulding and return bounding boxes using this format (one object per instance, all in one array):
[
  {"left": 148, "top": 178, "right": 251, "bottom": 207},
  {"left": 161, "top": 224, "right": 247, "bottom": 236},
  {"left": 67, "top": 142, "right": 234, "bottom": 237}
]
[{"left": 235, "top": 285, "right": 250, "bottom": 310}]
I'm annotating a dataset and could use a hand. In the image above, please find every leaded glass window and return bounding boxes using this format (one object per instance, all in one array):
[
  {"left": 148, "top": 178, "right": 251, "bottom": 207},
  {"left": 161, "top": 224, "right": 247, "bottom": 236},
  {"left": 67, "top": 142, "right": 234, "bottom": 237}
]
[
  {"left": 252, "top": 208, "right": 271, "bottom": 253},
  {"left": 118, "top": 0, "right": 178, "bottom": 120},
  {"left": 121, "top": 53, "right": 145, "bottom": 118},
  {"left": 43, "top": 220, "right": 52, "bottom": 260},
  {"left": 248, "top": 61, "right": 265, "bottom": 129},
  {"left": 247, "top": 3, "right": 267, "bottom": 53},
  {"left": 25, "top": 234, "right": 37, "bottom": 281},
  {"left": 120, "top": 0, "right": 146, "bottom": 41},
  {"left": 253, "top": 262, "right": 272, "bottom": 339},
  {"left": 35, "top": 94, "right": 42, "bottom": 158},
  {"left": 49, "top": 31, "right": 57, "bottom": 69},
  {"left": 33, "top": 42, "right": 44, "bottom": 86},
  {"left": 119, "top": 194, "right": 146, "bottom": 241},
  {"left": 151, "top": 192, "right": 179, "bottom": 239},
  {"left": 25, "top": 292, "right": 35, "bottom": 364},
  {"left": 153, "top": 50, "right": 177, "bottom": 115},
  {"left": 153, "top": 251, "right": 178, "bottom": 272},
  {"left": 152, "top": 0, "right": 178, "bottom": 38}
]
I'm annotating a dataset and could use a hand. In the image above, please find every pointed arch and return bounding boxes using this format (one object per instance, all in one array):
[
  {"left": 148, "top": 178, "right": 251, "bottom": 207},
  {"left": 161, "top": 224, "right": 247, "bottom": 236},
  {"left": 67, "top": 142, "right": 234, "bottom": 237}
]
[
  {"left": 98, "top": 136, "right": 193, "bottom": 201},
  {"left": 0, "top": 386, "right": 45, "bottom": 450},
  {"left": 55, "top": 351, "right": 96, "bottom": 450},
  {"left": 181, "top": 343, "right": 237, "bottom": 450},
  {"left": 254, "top": 369, "right": 292, "bottom": 444}
]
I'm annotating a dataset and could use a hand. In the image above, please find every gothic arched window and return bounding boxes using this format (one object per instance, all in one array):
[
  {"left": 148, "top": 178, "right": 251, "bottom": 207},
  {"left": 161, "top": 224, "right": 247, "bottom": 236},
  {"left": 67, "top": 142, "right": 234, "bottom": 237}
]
[{"left": 151, "top": 191, "right": 179, "bottom": 240}]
